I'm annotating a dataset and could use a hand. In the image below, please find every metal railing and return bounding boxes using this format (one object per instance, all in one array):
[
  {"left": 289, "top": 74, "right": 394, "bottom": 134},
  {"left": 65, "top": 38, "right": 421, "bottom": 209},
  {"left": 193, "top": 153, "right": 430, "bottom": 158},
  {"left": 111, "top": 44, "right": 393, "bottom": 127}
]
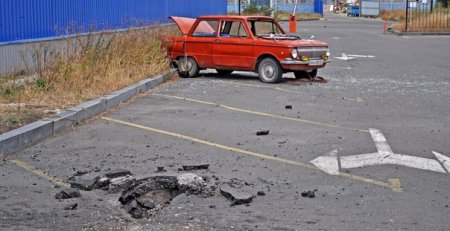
[{"left": 405, "top": 0, "right": 450, "bottom": 32}]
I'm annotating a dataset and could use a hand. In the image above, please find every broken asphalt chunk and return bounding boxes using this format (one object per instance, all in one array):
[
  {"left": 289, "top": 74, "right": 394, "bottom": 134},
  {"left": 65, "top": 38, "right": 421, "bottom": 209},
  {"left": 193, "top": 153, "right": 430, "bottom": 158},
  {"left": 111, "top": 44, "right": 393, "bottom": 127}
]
[
  {"left": 74, "top": 169, "right": 89, "bottom": 176},
  {"left": 64, "top": 203, "right": 78, "bottom": 210},
  {"left": 257, "top": 191, "right": 266, "bottom": 196},
  {"left": 124, "top": 200, "right": 146, "bottom": 219},
  {"left": 301, "top": 190, "right": 315, "bottom": 198},
  {"left": 95, "top": 177, "right": 110, "bottom": 189},
  {"left": 70, "top": 177, "right": 100, "bottom": 191},
  {"left": 177, "top": 173, "right": 206, "bottom": 195},
  {"left": 285, "top": 105, "right": 292, "bottom": 109},
  {"left": 182, "top": 164, "right": 209, "bottom": 171},
  {"left": 220, "top": 185, "right": 253, "bottom": 205},
  {"left": 256, "top": 130, "right": 270, "bottom": 136},
  {"left": 55, "top": 188, "right": 81, "bottom": 199},
  {"left": 136, "top": 198, "right": 156, "bottom": 209},
  {"left": 105, "top": 169, "right": 132, "bottom": 179},
  {"left": 108, "top": 175, "right": 137, "bottom": 193}
]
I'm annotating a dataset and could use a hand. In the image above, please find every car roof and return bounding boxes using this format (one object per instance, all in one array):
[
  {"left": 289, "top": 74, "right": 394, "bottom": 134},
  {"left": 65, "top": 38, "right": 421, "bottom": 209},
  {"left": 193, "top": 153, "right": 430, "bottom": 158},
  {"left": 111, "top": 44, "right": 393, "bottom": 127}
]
[{"left": 197, "top": 15, "right": 275, "bottom": 21}]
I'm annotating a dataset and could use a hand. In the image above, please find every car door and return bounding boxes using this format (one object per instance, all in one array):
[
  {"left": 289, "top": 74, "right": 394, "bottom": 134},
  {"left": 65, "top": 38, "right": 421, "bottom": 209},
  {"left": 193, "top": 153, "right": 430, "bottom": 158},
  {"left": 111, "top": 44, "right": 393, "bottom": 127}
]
[
  {"left": 212, "top": 20, "right": 254, "bottom": 69},
  {"left": 186, "top": 19, "right": 219, "bottom": 68}
]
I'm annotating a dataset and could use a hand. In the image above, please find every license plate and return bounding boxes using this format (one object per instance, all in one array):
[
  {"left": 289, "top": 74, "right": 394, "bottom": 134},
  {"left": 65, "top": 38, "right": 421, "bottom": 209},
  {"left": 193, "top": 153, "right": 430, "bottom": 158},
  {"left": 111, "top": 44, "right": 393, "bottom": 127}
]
[{"left": 309, "top": 59, "right": 324, "bottom": 66}]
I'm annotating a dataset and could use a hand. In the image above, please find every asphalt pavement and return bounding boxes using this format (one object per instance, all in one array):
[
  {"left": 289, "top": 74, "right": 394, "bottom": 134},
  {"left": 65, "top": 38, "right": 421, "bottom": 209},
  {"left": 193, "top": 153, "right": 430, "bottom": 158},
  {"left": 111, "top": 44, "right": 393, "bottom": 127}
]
[{"left": 1, "top": 13, "right": 449, "bottom": 231}]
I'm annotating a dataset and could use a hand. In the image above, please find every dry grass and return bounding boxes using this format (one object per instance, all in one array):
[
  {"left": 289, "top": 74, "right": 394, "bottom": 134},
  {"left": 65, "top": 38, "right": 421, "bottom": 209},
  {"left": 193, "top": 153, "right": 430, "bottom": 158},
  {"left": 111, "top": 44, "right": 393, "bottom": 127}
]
[
  {"left": 0, "top": 25, "right": 179, "bottom": 133},
  {"left": 274, "top": 12, "right": 322, "bottom": 21},
  {"left": 379, "top": 10, "right": 406, "bottom": 21}
]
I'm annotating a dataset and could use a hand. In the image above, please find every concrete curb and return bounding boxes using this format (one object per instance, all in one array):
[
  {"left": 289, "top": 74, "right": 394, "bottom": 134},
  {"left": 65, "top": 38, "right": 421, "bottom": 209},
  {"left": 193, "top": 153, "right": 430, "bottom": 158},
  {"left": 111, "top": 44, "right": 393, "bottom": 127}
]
[
  {"left": 0, "top": 72, "right": 173, "bottom": 159},
  {"left": 392, "top": 30, "right": 450, "bottom": 36}
]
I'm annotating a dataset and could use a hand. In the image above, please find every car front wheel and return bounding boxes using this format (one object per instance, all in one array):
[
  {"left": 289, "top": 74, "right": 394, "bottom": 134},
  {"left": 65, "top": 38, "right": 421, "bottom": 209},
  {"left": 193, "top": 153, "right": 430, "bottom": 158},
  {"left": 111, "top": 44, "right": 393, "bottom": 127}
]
[
  {"left": 294, "top": 69, "right": 317, "bottom": 79},
  {"left": 178, "top": 57, "right": 199, "bottom": 78},
  {"left": 258, "top": 58, "right": 282, "bottom": 83}
]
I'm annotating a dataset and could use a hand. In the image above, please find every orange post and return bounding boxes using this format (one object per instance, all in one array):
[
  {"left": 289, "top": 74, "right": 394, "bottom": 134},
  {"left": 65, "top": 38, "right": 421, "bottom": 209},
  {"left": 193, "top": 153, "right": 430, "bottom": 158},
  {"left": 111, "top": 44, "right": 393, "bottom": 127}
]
[
  {"left": 289, "top": 15, "right": 297, "bottom": 33},
  {"left": 383, "top": 19, "right": 387, "bottom": 34},
  {"left": 290, "top": 0, "right": 299, "bottom": 33}
]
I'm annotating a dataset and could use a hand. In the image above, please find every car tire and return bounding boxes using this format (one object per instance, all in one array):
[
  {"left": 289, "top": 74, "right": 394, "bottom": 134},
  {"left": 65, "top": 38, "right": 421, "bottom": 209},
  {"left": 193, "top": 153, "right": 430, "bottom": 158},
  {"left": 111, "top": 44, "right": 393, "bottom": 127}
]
[
  {"left": 216, "top": 69, "right": 233, "bottom": 75},
  {"left": 178, "top": 57, "right": 199, "bottom": 78},
  {"left": 294, "top": 69, "right": 317, "bottom": 79},
  {"left": 258, "top": 57, "right": 283, "bottom": 83}
]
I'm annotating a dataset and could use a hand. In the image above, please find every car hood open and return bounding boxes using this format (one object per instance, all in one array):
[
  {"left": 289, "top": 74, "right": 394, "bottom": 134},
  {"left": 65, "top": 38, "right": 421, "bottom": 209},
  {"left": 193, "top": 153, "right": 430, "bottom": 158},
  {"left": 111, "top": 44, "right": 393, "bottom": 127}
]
[{"left": 169, "top": 16, "right": 196, "bottom": 35}]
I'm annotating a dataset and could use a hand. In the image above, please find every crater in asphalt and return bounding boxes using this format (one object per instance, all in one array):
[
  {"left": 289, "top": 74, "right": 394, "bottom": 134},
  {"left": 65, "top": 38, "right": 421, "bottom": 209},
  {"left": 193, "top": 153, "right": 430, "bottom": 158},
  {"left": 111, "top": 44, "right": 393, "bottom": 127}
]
[
  {"left": 119, "top": 173, "right": 219, "bottom": 219},
  {"left": 65, "top": 166, "right": 257, "bottom": 219}
]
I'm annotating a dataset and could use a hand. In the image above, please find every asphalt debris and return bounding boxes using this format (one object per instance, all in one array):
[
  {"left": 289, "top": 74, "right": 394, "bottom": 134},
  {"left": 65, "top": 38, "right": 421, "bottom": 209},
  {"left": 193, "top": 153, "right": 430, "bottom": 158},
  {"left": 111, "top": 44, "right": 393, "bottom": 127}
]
[
  {"left": 105, "top": 169, "right": 132, "bottom": 179},
  {"left": 108, "top": 175, "right": 137, "bottom": 193},
  {"left": 257, "top": 191, "right": 266, "bottom": 196},
  {"left": 74, "top": 169, "right": 89, "bottom": 176},
  {"left": 301, "top": 190, "right": 316, "bottom": 198},
  {"left": 220, "top": 185, "right": 254, "bottom": 206},
  {"left": 70, "top": 177, "right": 100, "bottom": 191},
  {"left": 256, "top": 130, "right": 270, "bottom": 136},
  {"left": 64, "top": 203, "right": 78, "bottom": 210},
  {"left": 136, "top": 198, "right": 156, "bottom": 209},
  {"left": 285, "top": 105, "right": 293, "bottom": 110},
  {"left": 182, "top": 164, "right": 210, "bottom": 171},
  {"left": 55, "top": 188, "right": 81, "bottom": 199}
]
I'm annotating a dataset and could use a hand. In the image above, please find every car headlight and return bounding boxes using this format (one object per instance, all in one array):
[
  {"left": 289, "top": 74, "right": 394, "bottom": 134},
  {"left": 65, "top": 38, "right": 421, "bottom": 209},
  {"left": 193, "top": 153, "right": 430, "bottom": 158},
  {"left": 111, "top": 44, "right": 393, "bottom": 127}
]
[
  {"left": 326, "top": 50, "right": 330, "bottom": 57},
  {"left": 291, "top": 49, "right": 298, "bottom": 59}
]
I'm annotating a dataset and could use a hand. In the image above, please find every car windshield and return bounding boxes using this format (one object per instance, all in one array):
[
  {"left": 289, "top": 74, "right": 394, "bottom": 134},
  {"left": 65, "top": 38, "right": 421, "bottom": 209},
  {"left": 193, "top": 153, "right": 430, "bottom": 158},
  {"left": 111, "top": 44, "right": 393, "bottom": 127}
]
[{"left": 248, "top": 20, "right": 284, "bottom": 37}]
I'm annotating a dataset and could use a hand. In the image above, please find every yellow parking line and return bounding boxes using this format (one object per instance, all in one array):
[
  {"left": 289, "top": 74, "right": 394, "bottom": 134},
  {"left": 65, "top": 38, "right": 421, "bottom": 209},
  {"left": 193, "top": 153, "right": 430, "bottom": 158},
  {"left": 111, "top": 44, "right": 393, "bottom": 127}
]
[
  {"left": 388, "top": 178, "right": 403, "bottom": 192},
  {"left": 6, "top": 158, "right": 70, "bottom": 188},
  {"left": 101, "top": 116, "right": 400, "bottom": 192},
  {"left": 220, "top": 81, "right": 294, "bottom": 93},
  {"left": 153, "top": 93, "right": 369, "bottom": 133}
]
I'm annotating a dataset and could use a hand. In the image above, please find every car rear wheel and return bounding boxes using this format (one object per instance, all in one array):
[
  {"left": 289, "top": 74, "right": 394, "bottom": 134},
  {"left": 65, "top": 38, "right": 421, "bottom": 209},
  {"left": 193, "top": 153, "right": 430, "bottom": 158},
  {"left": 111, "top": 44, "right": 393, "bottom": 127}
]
[
  {"left": 294, "top": 69, "right": 317, "bottom": 79},
  {"left": 178, "top": 57, "right": 199, "bottom": 78},
  {"left": 258, "top": 58, "right": 282, "bottom": 83},
  {"left": 216, "top": 69, "right": 233, "bottom": 75}
]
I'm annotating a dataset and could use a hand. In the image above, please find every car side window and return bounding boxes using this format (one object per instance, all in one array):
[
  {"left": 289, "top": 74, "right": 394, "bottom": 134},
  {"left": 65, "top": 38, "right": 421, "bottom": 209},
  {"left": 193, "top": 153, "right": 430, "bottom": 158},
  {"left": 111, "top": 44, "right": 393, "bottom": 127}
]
[
  {"left": 220, "top": 21, "right": 248, "bottom": 38},
  {"left": 192, "top": 20, "right": 218, "bottom": 37}
]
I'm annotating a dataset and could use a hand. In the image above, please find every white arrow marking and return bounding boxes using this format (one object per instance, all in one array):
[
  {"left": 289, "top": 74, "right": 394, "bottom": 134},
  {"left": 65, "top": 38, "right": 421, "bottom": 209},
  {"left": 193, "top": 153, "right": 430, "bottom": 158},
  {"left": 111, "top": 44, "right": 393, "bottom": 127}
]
[
  {"left": 433, "top": 151, "right": 450, "bottom": 173},
  {"left": 310, "top": 149, "right": 339, "bottom": 175},
  {"left": 334, "top": 53, "right": 355, "bottom": 61},
  {"left": 310, "top": 128, "right": 449, "bottom": 175},
  {"left": 347, "top": 54, "right": 376, "bottom": 58}
]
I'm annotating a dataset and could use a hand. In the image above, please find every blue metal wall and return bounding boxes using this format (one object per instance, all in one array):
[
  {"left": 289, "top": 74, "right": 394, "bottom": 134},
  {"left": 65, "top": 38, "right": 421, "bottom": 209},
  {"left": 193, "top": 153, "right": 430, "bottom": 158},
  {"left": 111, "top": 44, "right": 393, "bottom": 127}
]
[{"left": 0, "top": 0, "right": 227, "bottom": 44}]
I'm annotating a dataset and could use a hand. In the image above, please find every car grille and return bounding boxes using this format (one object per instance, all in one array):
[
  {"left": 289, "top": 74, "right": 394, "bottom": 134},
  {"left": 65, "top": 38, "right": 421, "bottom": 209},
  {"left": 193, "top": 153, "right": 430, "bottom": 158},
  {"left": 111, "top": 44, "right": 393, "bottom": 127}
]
[{"left": 297, "top": 47, "right": 329, "bottom": 58}]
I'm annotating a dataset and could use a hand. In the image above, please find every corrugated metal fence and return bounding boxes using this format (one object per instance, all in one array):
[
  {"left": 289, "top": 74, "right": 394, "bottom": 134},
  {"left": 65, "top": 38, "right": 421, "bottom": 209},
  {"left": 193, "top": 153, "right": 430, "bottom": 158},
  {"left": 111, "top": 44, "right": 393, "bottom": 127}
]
[
  {"left": 0, "top": 0, "right": 226, "bottom": 75},
  {"left": 227, "top": 0, "right": 321, "bottom": 14}
]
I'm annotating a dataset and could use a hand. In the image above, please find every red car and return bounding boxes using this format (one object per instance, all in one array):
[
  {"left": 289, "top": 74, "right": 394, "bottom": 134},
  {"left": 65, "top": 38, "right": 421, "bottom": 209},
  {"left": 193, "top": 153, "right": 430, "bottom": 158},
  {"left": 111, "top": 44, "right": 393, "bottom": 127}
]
[{"left": 166, "top": 15, "right": 329, "bottom": 83}]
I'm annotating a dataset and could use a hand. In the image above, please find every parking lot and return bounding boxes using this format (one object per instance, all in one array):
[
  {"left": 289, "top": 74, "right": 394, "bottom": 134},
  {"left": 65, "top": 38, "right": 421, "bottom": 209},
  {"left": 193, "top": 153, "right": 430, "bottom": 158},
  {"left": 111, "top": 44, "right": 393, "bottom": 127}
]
[{"left": 1, "top": 13, "right": 450, "bottom": 230}]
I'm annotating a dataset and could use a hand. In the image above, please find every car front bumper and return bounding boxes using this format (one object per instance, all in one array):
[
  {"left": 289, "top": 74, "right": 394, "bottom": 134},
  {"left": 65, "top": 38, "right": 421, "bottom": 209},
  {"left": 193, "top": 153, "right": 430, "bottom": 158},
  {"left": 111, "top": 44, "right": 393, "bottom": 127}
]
[
  {"left": 279, "top": 59, "right": 330, "bottom": 71},
  {"left": 279, "top": 60, "right": 330, "bottom": 65}
]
